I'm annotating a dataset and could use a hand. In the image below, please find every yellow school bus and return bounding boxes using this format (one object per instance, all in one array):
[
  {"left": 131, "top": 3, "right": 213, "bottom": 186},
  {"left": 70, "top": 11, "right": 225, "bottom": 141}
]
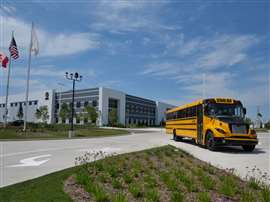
[{"left": 166, "top": 98, "right": 258, "bottom": 152}]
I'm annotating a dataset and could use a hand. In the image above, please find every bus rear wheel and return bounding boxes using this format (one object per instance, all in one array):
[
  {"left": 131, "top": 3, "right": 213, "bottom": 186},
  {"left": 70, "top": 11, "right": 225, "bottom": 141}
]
[
  {"left": 242, "top": 145, "right": 255, "bottom": 152},
  {"left": 173, "top": 130, "right": 182, "bottom": 142},
  {"left": 206, "top": 131, "right": 216, "bottom": 151}
]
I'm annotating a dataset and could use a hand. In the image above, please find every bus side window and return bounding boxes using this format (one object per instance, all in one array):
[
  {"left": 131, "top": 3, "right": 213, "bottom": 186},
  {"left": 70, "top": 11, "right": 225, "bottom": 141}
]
[
  {"left": 177, "top": 110, "right": 181, "bottom": 119},
  {"left": 192, "top": 106, "right": 196, "bottom": 117},
  {"left": 183, "top": 109, "right": 186, "bottom": 118}
]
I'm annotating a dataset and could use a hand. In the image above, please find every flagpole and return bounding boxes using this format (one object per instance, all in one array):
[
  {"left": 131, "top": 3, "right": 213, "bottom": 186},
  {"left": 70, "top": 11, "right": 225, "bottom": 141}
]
[
  {"left": 23, "top": 23, "right": 33, "bottom": 132},
  {"left": 4, "top": 31, "right": 14, "bottom": 128}
]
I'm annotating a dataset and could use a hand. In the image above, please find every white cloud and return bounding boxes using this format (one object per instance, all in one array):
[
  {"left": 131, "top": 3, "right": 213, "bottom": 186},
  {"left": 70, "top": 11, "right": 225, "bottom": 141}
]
[
  {"left": 0, "top": 5, "right": 16, "bottom": 15},
  {"left": 89, "top": 0, "right": 173, "bottom": 33},
  {"left": 0, "top": 16, "right": 100, "bottom": 57},
  {"left": 184, "top": 72, "right": 236, "bottom": 98},
  {"left": 141, "top": 33, "right": 265, "bottom": 112},
  {"left": 9, "top": 64, "right": 96, "bottom": 80}
]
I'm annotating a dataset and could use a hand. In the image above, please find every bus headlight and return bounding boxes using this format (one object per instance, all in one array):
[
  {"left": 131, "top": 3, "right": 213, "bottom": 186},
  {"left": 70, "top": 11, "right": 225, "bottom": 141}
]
[{"left": 215, "top": 128, "right": 226, "bottom": 134}]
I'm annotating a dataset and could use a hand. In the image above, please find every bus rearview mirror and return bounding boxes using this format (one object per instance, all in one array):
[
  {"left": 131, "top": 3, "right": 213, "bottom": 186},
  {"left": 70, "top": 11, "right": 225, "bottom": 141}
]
[{"left": 243, "top": 108, "right": 246, "bottom": 115}]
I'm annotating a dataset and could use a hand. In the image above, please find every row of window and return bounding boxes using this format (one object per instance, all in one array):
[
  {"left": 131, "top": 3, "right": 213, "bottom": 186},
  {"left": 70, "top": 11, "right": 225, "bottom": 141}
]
[
  {"left": 55, "top": 117, "right": 91, "bottom": 124},
  {"left": 166, "top": 105, "right": 201, "bottom": 120},
  {"left": 0, "top": 101, "right": 38, "bottom": 108},
  {"left": 126, "top": 118, "right": 155, "bottom": 126},
  {"left": 126, "top": 104, "right": 155, "bottom": 114},
  {"left": 56, "top": 100, "right": 98, "bottom": 109}
]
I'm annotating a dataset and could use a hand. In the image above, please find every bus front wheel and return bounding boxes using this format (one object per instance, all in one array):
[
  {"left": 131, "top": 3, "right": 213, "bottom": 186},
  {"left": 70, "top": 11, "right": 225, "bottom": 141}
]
[
  {"left": 242, "top": 145, "right": 255, "bottom": 152},
  {"left": 206, "top": 131, "right": 216, "bottom": 151}
]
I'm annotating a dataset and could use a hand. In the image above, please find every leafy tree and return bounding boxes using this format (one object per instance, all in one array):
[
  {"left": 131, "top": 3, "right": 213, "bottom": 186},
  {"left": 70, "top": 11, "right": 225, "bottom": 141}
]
[
  {"left": 108, "top": 108, "right": 118, "bottom": 126},
  {"left": 245, "top": 117, "right": 253, "bottom": 125},
  {"left": 35, "top": 106, "right": 49, "bottom": 123},
  {"left": 59, "top": 103, "right": 71, "bottom": 123},
  {"left": 83, "top": 104, "right": 98, "bottom": 125},
  {"left": 17, "top": 104, "right": 24, "bottom": 120}
]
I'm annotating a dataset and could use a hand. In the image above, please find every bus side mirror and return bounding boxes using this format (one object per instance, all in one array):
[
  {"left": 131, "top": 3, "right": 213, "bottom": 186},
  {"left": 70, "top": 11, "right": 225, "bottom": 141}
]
[{"left": 243, "top": 108, "right": 246, "bottom": 115}]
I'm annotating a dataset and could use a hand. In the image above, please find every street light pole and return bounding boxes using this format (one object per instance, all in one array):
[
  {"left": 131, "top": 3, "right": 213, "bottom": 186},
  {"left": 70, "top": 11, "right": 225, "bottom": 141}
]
[
  {"left": 65, "top": 72, "right": 82, "bottom": 138},
  {"left": 71, "top": 79, "right": 75, "bottom": 132}
]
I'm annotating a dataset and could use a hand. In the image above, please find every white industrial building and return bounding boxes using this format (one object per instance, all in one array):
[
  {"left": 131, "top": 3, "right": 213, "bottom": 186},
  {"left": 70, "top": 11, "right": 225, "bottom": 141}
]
[{"left": 0, "top": 87, "right": 174, "bottom": 126}]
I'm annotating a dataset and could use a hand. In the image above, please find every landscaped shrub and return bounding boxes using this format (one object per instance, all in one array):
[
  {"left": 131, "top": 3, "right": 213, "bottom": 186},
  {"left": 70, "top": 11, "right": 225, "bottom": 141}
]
[
  {"left": 112, "top": 192, "right": 128, "bottom": 202},
  {"left": 201, "top": 175, "right": 214, "bottom": 190},
  {"left": 145, "top": 188, "right": 159, "bottom": 202},
  {"left": 197, "top": 192, "right": 211, "bottom": 202},
  {"left": 170, "top": 191, "right": 184, "bottom": 202},
  {"left": 128, "top": 183, "right": 143, "bottom": 198}
]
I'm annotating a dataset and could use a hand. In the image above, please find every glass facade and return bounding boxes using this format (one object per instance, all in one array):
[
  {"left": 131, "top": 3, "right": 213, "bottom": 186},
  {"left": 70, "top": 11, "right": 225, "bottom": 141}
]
[
  {"left": 125, "top": 95, "right": 156, "bottom": 126},
  {"left": 54, "top": 88, "right": 99, "bottom": 124}
]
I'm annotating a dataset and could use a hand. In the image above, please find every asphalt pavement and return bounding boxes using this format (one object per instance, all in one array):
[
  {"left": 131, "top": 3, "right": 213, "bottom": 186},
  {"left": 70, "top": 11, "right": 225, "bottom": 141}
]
[{"left": 0, "top": 129, "right": 269, "bottom": 188}]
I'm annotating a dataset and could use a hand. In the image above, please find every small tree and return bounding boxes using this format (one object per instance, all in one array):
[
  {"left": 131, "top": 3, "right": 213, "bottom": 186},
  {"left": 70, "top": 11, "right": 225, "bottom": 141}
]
[
  {"left": 59, "top": 103, "right": 70, "bottom": 123},
  {"left": 245, "top": 117, "right": 253, "bottom": 125},
  {"left": 17, "top": 104, "right": 24, "bottom": 120},
  {"left": 83, "top": 104, "right": 98, "bottom": 125},
  {"left": 35, "top": 106, "right": 49, "bottom": 123},
  {"left": 108, "top": 108, "right": 118, "bottom": 126}
]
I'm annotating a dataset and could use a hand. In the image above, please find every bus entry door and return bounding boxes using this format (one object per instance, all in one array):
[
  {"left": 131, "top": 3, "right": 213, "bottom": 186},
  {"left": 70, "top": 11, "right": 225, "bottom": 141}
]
[{"left": 197, "top": 105, "right": 203, "bottom": 144}]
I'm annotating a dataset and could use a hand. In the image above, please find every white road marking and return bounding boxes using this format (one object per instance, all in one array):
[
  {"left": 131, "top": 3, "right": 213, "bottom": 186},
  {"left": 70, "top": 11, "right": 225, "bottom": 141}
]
[{"left": 8, "top": 154, "right": 51, "bottom": 168}]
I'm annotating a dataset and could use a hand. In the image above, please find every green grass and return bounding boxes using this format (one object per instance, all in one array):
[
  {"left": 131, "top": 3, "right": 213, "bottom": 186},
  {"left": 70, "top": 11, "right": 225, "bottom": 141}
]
[
  {"left": 170, "top": 191, "right": 184, "bottom": 202},
  {"left": 0, "top": 167, "right": 77, "bottom": 202},
  {"left": 128, "top": 183, "right": 144, "bottom": 198},
  {"left": 0, "top": 124, "right": 128, "bottom": 140},
  {"left": 201, "top": 175, "right": 214, "bottom": 190},
  {"left": 219, "top": 175, "right": 240, "bottom": 197},
  {"left": 0, "top": 145, "right": 268, "bottom": 202},
  {"left": 198, "top": 192, "right": 211, "bottom": 202},
  {"left": 111, "top": 192, "right": 128, "bottom": 202}
]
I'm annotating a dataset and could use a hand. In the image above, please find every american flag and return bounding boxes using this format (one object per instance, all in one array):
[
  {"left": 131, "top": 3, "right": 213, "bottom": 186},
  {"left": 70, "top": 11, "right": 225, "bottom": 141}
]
[{"left": 9, "top": 36, "right": 19, "bottom": 60}]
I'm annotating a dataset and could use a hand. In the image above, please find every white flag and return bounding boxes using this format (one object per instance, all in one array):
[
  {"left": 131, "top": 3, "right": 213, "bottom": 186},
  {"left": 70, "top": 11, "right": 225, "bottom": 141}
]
[{"left": 31, "top": 23, "right": 39, "bottom": 56}]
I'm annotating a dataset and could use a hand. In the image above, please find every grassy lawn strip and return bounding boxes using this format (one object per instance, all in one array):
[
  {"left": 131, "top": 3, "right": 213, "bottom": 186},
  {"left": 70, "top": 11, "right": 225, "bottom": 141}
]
[
  {"left": 0, "top": 124, "right": 128, "bottom": 140},
  {"left": 1, "top": 145, "right": 269, "bottom": 202}
]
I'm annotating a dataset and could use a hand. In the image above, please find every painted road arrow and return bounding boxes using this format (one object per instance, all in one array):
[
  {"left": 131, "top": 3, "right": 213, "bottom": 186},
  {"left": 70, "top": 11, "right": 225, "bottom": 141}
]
[{"left": 8, "top": 154, "right": 51, "bottom": 167}]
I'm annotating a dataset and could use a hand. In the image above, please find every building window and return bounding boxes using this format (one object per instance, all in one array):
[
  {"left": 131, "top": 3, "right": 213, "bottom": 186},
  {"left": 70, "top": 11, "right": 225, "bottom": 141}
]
[
  {"left": 84, "top": 118, "right": 88, "bottom": 124},
  {"left": 92, "top": 100, "right": 97, "bottom": 107},
  {"left": 55, "top": 117, "right": 58, "bottom": 123},
  {"left": 76, "top": 102, "right": 81, "bottom": 108},
  {"left": 76, "top": 118, "right": 80, "bottom": 124},
  {"left": 3, "top": 104, "right": 5, "bottom": 107},
  {"left": 45, "top": 92, "right": 49, "bottom": 100},
  {"left": 34, "top": 101, "right": 38, "bottom": 105},
  {"left": 10, "top": 103, "right": 13, "bottom": 107},
  {"left": 84, "top": 101, "right": 89, "bottom": 107},
  {"left": 15, "top": 102, "right": 18, "bottom": 107},
  {"left": 56, "top": 103, "right": 59, "bottom": 109},
  {"left": 29, "top": 101, "right": 32, "bottom": 105}
]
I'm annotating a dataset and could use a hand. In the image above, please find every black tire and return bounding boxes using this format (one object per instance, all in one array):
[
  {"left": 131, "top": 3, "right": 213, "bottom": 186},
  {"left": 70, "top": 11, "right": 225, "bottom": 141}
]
[
  {"left": 173, "top": 130, "right": 182, "bottom": 142},
  {"left": 242, "top": 145, "right": 255, "bottom": 152},
  {"left": 205, "top": 131, "right": 216, "bottom": 151}
]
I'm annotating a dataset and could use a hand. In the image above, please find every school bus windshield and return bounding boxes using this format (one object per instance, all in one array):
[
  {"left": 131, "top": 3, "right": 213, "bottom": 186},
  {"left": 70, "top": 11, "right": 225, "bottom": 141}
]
[{"left": 205, "top": 103, "right": 244, "bottom": 118}]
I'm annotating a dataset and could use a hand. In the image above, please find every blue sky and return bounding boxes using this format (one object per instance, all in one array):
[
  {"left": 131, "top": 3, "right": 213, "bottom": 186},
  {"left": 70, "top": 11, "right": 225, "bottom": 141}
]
[{"left": 0, "top": 0, "right": 269, "bottom": 120}]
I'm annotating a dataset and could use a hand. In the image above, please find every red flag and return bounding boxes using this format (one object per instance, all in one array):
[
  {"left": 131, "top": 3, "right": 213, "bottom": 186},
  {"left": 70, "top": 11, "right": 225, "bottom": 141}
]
[{"left": 0, "top": 52, "right": 9, "bottom": 68}]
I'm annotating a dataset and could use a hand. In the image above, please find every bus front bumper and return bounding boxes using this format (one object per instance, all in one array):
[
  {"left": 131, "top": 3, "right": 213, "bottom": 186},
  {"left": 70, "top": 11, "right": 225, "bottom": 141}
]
[{"left": 213, "top": 137, "right": 258, "bottom": 146}]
